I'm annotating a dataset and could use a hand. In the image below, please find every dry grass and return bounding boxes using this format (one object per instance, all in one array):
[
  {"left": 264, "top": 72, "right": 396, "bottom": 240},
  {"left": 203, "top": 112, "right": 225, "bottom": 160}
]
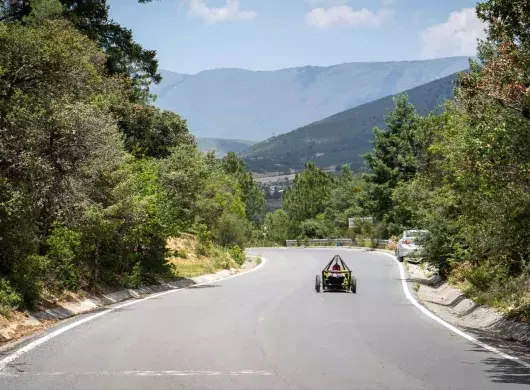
[
  {"left": 0, "top": 311, "right": 57, "bottom": 346},
  {"left": 166, "top": 234, "right": 238, "bottom": 278}
]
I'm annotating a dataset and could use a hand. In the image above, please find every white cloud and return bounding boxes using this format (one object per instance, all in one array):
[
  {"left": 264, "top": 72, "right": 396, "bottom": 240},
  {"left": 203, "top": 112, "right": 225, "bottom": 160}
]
[
  {"left": 306, "top": 6, "right": 394, "bottom": 29},
  {"left": 420, "top": 8, "right": 486, "bottom": 59},
  {"left": 187, "top": 0, "right": 257, "bottom": 24}
]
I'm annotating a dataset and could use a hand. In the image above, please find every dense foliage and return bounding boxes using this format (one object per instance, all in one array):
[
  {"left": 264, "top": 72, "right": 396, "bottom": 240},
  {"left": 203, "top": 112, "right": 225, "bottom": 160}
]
[
  {"left": 1, "top": 0, "right": 160, "bottom": 102},
  {"left": 0, "top": 0, "right": 265, "bottom": 312}
]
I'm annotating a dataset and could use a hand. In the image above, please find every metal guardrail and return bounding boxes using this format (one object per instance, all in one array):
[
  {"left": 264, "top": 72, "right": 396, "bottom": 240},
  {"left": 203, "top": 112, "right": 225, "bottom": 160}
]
[
  {"left": 286, "top": 240, "right": 298, "bottom": 247},
  {"left": 285, "top": 238, "right": 389, "bottom": 247}
]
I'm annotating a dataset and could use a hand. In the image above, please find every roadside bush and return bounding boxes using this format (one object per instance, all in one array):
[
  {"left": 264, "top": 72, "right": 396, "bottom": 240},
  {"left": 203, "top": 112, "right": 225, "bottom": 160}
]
[
  {"left": 176, "top": 249, "right": 188, "bottom": 259},
  {"left": 11, "top": 255, "right": 47, "bottom": 308},
  {"left": 216, "top": 211, "right": 248, "bottom": 248},
  {"left": 452, "top": 261, "right": 530, "bottom": 321},
  {"left": 370, "top": 222, "right": 387, "bottom": 248},
  {"left": 229, "top": 245, "right": 245, "bottom": 266},
  {"left": 263, "top": 209, "right": 289, "bottom": 244},
  {"left": 0, "top": 182, "right": 38, "bottom": 277},
  {"left": 195, "top": 224, "right": 213, "bottom": 256},
  {"left": 124, "top": 262, "right": 142, "bottom": 289},
  {"left": 211, "top": 247, "right": 234, "bottom": 271},
  {"left": 299, "top": 218, "right": 329, "bottom": 239},
  {"left": 45, "top": 225, "right": 82, "bottom": 291},
  {"left": 0, "top": 279, "right": 23, "bottom": 318},
  {"left": 347, "top": 220, "right": 375, "bottom": 246},
  {"left": 248, "top": 229, "right": 266, "bottom": 247}
]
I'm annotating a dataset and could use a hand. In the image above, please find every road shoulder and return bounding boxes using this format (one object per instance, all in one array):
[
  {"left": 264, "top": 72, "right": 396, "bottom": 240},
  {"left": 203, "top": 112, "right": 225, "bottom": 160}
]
[{"left": 406, "top": 262, "right": 530, "bottom": 362}]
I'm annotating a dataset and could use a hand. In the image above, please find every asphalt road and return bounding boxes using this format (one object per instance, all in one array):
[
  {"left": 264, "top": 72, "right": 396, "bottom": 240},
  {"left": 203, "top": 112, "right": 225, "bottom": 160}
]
[{"left": 1, "top": 248, "right": 529, "bottom": 390}]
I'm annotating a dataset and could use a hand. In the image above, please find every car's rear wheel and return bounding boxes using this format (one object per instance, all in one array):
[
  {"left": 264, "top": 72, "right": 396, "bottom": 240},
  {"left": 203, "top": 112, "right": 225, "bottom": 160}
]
[
  {"left": 315, "top": 275, "right": 321, "bottom": 292},
  {"left": 396, "top": 251, "right": 404, "bottom": 262},
  {"left": 351, "top": 277, "right": 357, "bottom": 294}
]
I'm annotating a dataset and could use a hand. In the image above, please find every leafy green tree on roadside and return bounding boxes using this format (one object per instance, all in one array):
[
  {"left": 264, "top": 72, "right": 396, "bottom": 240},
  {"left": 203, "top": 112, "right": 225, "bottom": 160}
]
[
  {"left": 0, "top": 16, "right": 124, "bottom": 244},
  {"left": 283, "top": 162, "right": 334, "bottom": 233},
  {"left": 323, "top": 165, "right": 363, "bottom": 233},
  {"left": 119, "top": 105, "right": 195, "bottom": 159},
  {"left": 1, "top": 0, "right": 160, "bottom": 102},
  {"left": 158, "top": 144, "right": 210, "bottom": 233},
  {"left": 263, "top": 210, "right": 290, "bottom": 244},
  {"left": 221, "top": 152, "right": 266, "bottom": 225},
  {"left": 361, "top": 94, "right": 421, "bottom": 233}
]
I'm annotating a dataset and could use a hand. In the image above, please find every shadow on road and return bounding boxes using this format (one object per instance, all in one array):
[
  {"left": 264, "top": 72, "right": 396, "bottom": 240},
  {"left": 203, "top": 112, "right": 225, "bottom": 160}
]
[
  {"left": 464, "top": 327, "right": 530, "bottom": 385},
  {"left": 481, "top": 355, "right": 530, "bottom": 385}
]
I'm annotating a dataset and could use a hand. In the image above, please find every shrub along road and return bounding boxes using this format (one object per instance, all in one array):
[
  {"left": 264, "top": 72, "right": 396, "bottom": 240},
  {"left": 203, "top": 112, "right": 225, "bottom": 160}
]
[{"left": 0, "top": 248, "right": 529, "bottom": 390}]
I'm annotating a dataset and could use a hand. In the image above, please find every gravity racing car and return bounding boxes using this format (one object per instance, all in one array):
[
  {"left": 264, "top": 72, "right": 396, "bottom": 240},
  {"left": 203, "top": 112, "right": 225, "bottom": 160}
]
[{"left": 315, "top": 255, "right": 356, "bottom": 293}]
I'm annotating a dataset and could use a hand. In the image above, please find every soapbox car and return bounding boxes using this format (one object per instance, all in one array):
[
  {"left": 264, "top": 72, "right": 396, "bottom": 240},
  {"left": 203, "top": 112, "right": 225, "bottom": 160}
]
[{"left": 315, "top": 255, "right": 356, "bottom": 293}]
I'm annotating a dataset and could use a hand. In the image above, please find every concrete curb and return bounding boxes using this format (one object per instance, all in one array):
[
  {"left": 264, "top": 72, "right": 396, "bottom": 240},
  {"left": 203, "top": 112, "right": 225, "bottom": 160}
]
[
  {"left": 29, "top": 278, "right": 198, "bottom": 323},
  {"left": 32, "top": 268, "right": 244, "bottom": 322},
  {"left": 408, "top": 263, "right": 530, "bottom": 347}
]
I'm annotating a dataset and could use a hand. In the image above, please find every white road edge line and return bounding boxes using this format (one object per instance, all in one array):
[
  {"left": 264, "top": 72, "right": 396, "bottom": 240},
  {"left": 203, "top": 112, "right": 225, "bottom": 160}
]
[
  {"left": 376, "top": 251, "right": 530, "bottom": 369},
  {"left": 0, "top": 256, "right": 268, "bottom": 371}
]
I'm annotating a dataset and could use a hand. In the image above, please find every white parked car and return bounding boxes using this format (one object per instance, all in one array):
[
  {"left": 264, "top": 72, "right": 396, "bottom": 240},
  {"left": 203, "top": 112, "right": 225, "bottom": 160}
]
[{"left": 395, "top": 230, "right": 429, "bottom": 262}]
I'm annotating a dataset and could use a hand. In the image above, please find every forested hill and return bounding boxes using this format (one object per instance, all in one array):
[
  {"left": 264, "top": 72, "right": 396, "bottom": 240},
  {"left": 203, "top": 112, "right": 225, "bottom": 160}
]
[{"left": 242, "top": 72, "right": 460, "bottom": 172}]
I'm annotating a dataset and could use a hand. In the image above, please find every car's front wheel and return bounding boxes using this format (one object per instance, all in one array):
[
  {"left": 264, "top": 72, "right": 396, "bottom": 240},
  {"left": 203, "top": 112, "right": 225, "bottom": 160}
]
[{"left": 315, "top": 275, "right": 321, "bottom": 292}]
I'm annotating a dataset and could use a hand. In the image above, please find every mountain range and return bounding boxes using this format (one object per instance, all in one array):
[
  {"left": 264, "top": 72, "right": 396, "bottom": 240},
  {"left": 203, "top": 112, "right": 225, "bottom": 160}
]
[
  {"left": 151, "top": 57, "right": 470, "bottom": 142},
  {"left": 241, "top": 72, "right": 461, "bottom": 172}
]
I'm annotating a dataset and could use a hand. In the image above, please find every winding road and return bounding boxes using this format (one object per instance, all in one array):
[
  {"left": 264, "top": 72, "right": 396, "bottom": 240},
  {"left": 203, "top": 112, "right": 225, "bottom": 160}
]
[{"left": 0, "top": 248, "right": 529, "bottom": 389}]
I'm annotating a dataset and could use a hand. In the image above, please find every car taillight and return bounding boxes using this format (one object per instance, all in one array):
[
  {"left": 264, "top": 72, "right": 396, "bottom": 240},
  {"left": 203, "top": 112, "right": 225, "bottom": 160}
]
[{"left": 404, "top": 239, "right": 411, "bottom": 244}]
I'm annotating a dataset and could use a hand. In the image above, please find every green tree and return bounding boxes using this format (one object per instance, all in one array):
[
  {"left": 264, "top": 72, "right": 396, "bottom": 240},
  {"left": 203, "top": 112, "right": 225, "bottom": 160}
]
[
  {"left": 361, "top": 94, "right": 421, "bottom": 233},
  {"left": 193, "top": 163, "right": 248, "bottom": 247},
  {"left": 1, "top": 0, "right": 160, "bottom": 102},
  {"left": 119, "top": 105, "right": 195, "bottom": 159},
  {"left": 324, "top": 165, "right": 363, "bottom": 234},
  {"left": 0, "top": 18, "right": 123, "bottom": 242},
  {"left": 221, "top": 152, "right": 266, "bottom": 225},
  {"left": 263, "top": 210, "right": 289, "bottom": 244},
  {"left": 299, "top": 216, "right": 331, "bottom": 239},
  {"left": 158, "top": 144, "right": 210, "bottom": 233},
  {"left": 283, "top": 161, "right": 334, "bottom": 229}
]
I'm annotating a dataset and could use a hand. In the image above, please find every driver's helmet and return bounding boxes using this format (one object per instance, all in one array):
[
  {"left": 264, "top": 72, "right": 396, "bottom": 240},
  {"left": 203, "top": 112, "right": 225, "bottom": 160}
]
[{"left": 332, "top": 263, "right": 341, "bottom": 271}]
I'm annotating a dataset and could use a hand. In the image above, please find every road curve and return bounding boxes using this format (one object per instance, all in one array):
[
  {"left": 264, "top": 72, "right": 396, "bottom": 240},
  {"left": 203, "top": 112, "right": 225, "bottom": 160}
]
[{"left": 0, "top": 248, "right": 529, "bottom": 389}]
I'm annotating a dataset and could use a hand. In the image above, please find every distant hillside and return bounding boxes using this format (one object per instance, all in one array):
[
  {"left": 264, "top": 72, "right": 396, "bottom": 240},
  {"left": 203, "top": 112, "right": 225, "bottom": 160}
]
[
  {"left": 242, "top": 73, "right": 461, "bottom": 172},
  {"left": 197, "top": 138, "right": 255, "bottom": 158},
  {"left": 151, "top": 57, "right": 470, "bottom": 140}
]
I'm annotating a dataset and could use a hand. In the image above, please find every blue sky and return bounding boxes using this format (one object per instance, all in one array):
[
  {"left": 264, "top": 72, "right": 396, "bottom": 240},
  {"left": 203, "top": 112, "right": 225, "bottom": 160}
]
[{"left": 109, "top": 0, "right": 486, "bottom": 74}]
